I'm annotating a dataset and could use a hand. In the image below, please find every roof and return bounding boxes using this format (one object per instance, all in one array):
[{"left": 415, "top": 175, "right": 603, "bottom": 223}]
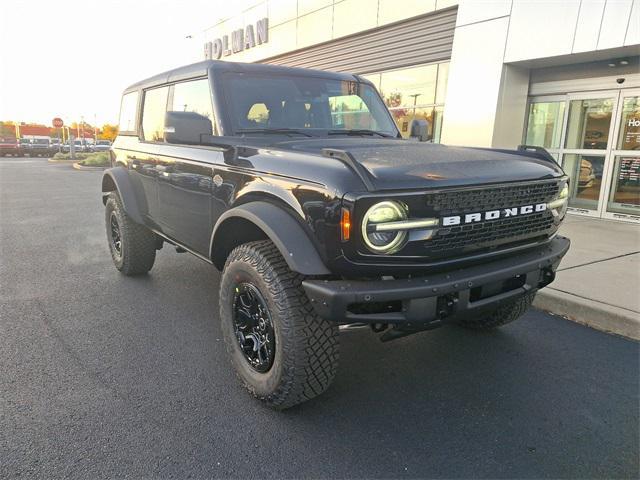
[{"left": 123, "top": 60, "right": 360, "bottom": 93}]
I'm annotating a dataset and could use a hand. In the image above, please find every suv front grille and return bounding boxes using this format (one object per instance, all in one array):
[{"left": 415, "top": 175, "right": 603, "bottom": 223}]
[
  {"left": 425, "top": 181, "right": 561, "bottom": 216},
  {"left": 423, "top": 180, "right": 561, "bottom": 257}
]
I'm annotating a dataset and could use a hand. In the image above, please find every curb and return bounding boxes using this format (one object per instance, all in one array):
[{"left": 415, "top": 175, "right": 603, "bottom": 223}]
[
  {"left": 534, "top": 289, "right": 640, "bottom": 341},
  {"left": 72, "top": 162, "right": 107, "bottom": 171},
  {"left": 48, "top": 157, "right": 77, "bottom": 163}
]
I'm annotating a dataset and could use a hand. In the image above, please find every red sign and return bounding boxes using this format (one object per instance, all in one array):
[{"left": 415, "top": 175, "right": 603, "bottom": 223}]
[{"left": 52, "top": 117, "right": 64, "bottom": 128}]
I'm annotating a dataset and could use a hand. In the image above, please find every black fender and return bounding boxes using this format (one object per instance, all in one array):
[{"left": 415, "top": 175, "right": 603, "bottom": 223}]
[
  {"left": 210, "top": 201, "right": 331, "bottom": 276},
  {"left": 101, "top": 166, "right": 144, "bottom": 224}
]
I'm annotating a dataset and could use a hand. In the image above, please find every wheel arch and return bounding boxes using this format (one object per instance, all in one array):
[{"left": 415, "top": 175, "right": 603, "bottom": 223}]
[
  {"left": 210, "top": 201, "right": 331, "bottom": 276},
  {"left": 101, "top": 167, "right": 144, "bottom": 225}
]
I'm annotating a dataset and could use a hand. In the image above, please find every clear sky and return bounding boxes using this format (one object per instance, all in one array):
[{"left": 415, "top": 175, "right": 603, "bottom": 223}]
[{"left": 0, "top": 0, "right": 252, "bottom": 127}]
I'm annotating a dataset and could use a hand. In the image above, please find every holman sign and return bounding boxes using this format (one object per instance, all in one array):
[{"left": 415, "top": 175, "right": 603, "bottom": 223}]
[{"left": 204, "top": 18, "right": 269, "bottom": 59}]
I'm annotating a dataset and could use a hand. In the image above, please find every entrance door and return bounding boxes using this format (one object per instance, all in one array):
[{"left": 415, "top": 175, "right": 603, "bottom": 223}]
[
  {"left": 561, "top": 91, "right": 618, "bottom": 218},
  {"left": 601, "top": 89, "right": 640, "bottom": 222},
  {"left": 525, "top": 89, "right": 640, "bottom": 223}
]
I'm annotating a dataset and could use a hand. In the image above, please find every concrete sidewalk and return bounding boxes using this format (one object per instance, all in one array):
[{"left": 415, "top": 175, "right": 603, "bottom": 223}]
[{"left": 534, "top": 214, "right": 640, "bottom": 340}]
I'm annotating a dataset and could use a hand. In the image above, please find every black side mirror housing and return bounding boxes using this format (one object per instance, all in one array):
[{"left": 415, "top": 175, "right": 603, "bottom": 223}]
[
  {"left": 410, "top": 119, "right": 430, "bottom": 142},
  {"left": 164, "top": 111, "right": 213, "bottom": 145}
]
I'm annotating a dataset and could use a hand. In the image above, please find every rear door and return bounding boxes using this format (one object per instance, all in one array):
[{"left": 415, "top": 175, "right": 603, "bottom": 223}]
[{"left": 135, "top": 85, "right": 170, "bottom": 224}]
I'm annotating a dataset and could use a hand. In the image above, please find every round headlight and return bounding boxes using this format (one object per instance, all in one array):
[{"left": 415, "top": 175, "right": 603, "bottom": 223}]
[{"left": 361, "top": 201, "right": 407, "bottom": 254}]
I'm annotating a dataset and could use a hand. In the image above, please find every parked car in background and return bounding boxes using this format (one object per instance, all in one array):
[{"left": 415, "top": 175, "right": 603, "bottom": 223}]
[
  {"left": 93, "top": 140, "right": 111, "bottom": 152},
  {"left": 0, "top": 137, "right": 20, "bottom": 156},
  {"left": 30, "top": 138, "right": 52, "bottom": 156},
  {"left": 50, "top": 138, "right": 62, "bottom": 152},
  {"left": 18, "top": 138, "right": 32, "bottom": 156}
]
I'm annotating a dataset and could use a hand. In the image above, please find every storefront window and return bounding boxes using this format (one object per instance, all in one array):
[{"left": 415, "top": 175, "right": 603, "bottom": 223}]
[
  {"left": 607, "top": 156, "right": 640, "bottom": 215},
  {"left": 565, "top": 98, "right": 614, "bottom": 150},
  {"left": 617, "top": 96, "right": 640, "bottom": 151},
  {"left": 379, "top": 64, "right": 437, "bottom": 108},
  {"left": 524, "top": 101, "right": 565, "bottom": 149},
  {"left": 365, "top": 62, "right": 448, "bottom": 142},
  {"left": 563, "top": 154, "right": 606, "bottom": 210}
]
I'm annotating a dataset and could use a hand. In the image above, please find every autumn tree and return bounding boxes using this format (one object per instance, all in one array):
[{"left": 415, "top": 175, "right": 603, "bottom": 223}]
[{"left": 100, "top": 124, "right": 118, "bottom": 141}]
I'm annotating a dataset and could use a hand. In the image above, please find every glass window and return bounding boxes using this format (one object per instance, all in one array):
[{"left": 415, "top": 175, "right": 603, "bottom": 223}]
[
  {"left": 617, "top": 96, "right": 640, "bottom": 151},
  {"left": 389, "top": 106, "right": 443, "bottom": 142},
  {"left": 607, "top": 156, "right": 640, "bottom": 215},
  {"left": 221, "top": 74, "right": 397, "bottom": 135},
  {"left": 525, "top": 101, "right": 565, "bottom": 149},
  {"left": 142, "top": 86, "right": 169, "bottom": 142},
  {"left": 118, "top": 91, "right": 138, "bottom": 134},
  {"left": 435, "top": 62, "right": 449, "bottom": 105},
  {"left": 563, "top": 154, "right": 606, "bottom": 210},
  {"left": 565, "top": 98, "right": 614, "bottom": 150},
  {"left": 247, "top": 103, "right": 270, "bottom": 127},
  {"left": 379, "top": 64, "right": 438, "bottom": 108},
  {"left": 171, "top": 79, "right": 215, "bottom": 134}
]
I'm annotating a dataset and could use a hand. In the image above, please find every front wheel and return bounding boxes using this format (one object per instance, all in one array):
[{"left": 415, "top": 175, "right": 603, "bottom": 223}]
[
  {"left": 219, "top": 240, "right": 340, "bottom": 409},
  {"left": 456, "top": 292, "right": 535, "bottom": 330},
  {"left": 104, "top": 192, "right": 157, "bottom": 275}
]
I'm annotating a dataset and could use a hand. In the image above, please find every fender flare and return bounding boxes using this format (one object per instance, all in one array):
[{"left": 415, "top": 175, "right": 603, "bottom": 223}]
[
  {"left": 101, "top": 167, "right": 144, "bottom": 224},
  {"left": 211, "top": 201, "right": 331, "bottom": 276}
]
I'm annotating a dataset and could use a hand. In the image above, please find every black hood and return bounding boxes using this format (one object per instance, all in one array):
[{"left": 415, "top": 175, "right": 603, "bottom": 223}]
[{"left": 272, "top": 138, "right": 564, "bottom": 191}]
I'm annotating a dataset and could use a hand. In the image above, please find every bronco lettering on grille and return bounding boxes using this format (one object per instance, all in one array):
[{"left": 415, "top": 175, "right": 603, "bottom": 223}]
[{"left": 442, "top": 203, "right": 547, "bottom": 226}]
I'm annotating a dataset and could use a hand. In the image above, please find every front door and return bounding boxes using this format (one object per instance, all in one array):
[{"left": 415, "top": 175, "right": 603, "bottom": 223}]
[{"left": 525, "top": 89, "right": 640, "bottom": 223}]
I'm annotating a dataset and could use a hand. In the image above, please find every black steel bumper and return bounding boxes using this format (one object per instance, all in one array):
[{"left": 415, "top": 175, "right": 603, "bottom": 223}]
[{"left": 303, "top": 236, "right": 570, "bottom": 325}]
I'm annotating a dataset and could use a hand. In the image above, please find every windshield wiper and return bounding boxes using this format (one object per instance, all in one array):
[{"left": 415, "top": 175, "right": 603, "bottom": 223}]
[
  {"left": 236, "top": 128, "right": 313, "bottom": 138},
  {"left": 328, "top": 129, "right": 395, "bottom": 138}
]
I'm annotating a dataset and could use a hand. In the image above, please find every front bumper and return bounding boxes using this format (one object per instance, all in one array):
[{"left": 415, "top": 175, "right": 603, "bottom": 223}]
[{"left": 303, "top": 236, "right": 570, "bottom": 325}]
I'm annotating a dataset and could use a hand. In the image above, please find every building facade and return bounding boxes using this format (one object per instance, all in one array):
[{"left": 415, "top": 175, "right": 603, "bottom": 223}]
[{"left": 200, "top": 0, "right": 640, "bottom": 223}]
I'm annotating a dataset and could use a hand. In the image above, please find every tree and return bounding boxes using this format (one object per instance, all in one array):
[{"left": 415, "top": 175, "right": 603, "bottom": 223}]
[{"left": 100, "top": 124, "right": 118, "bottom": 141}]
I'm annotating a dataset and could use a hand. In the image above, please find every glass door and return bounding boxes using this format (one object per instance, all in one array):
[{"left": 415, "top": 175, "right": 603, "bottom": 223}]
[
  {"left": 602, "top": 89, "right": 640, "bottom": 222},
  {"left": 561, "top": 92, "right": 619, "bottom": 217}
]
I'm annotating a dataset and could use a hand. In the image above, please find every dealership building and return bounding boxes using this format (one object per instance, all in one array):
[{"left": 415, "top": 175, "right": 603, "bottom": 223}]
[{"left": 200, "top": 0, "right": 640, "bottom": 223}]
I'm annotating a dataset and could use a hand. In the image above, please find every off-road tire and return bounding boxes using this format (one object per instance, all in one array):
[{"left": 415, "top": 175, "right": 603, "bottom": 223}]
[
  {"left": 105, "top": 192, "right": 156, "bottom": 276},
  {"left": 456, "top": 292, "right": 536, "bottom": 330},
  {"left": 219, "top": 240, "right": 339, "bottom": 410}
]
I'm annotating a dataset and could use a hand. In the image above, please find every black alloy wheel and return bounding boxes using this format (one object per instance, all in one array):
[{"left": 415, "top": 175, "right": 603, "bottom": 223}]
[
  {"left": 109, "top": 211, "right": 123, "bottom": 259},
  {"left": 232, "top": 282, "right": 276, "bottom": 373}
]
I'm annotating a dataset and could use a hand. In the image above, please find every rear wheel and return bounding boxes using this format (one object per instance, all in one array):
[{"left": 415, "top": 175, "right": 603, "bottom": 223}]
[
  {"left": 219, "top": 240, "right": 339, "bottom": 409},
  {"left": 456, "top": 292, "right": 535, "bottom": 330},
  {"left": 105, "top": 192, "right": 156, "bottom": 275}
]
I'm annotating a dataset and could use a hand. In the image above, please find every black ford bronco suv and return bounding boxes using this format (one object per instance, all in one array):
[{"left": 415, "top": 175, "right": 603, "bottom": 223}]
[{"left": 103, "top": 61, "right": 570, "bottom": 409}]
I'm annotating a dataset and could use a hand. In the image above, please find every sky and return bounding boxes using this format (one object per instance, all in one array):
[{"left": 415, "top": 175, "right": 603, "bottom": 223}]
[{"left": 0, "top": 0, "right": 254, "bottom": 127}]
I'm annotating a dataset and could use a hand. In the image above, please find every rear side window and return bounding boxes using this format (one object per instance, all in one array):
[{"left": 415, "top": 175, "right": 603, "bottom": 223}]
[
  {"left": 171, "top": 78, "right": 215, "bottom": 134},
  {"left": 118, "top": 91, "right": 139, "bottom": 134},
  {"left": 142, "top": 86, "right": 169, "bottom": 141}
]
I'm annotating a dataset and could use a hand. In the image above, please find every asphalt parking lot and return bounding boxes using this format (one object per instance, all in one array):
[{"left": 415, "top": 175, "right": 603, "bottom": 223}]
[{"left": 1, "top": 157, "right": 638, "bottom": 479}]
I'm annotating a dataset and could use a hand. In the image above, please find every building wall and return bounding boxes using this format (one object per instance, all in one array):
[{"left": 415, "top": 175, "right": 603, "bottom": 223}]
[
  {"left": 201, "top": 0, "right": 459, "bottom": 63},
  {"left": 441, "top": 0, "right": 640, "bottom": 148}
]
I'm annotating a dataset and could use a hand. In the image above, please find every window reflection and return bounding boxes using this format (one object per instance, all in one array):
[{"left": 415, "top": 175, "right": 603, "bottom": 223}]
[
  {"left": 119, "top": 92, "right": 138, "bottom": 133},
  {"left": 379, "top": 64, "right": 437, "bottom": 108},
  {"left": 608, "top": 156, "right": 640, "bottom": 215},
  {"left": 366, "top": 62, "right": 448, "bottom": 142},
  {"left": 617, "top": 96, "right": 640, "bottom": 151},
  {"left": 390, "top": 106, "right": 443, "bottom": 142},
  {"left": 525, "top": 101, "right": 565, "bottom": 149},
  {"left": 565, "top": 98, "right": 614, "bottom": 150},
  {"left": 172, "top": 79, "right": 215, "bottom": 134},
  {"left": 142, "top": 86, "right": 169, "bottom": 142},
  {"left": 563, "top": 154, "right": 605, "bottom": 210}
]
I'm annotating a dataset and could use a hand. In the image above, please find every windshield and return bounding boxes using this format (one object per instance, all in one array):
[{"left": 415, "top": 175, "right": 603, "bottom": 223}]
[
  {"left": 33, "top": 139, "right": 49, "bottom": 144},
  {"left": 97, "top": 140, "right": 110, "bottom": 145},
  {"left": 222, "top": 73, "right": 398, "bottom": 137}
]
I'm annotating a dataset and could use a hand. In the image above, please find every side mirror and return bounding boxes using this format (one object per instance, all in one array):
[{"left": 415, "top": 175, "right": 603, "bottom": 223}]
[
  {"left": 164, "top": 111, "right": 213, "bottom": 145},
  {"left": 410, "top": 119, "right": 430, "bottom": 142}
]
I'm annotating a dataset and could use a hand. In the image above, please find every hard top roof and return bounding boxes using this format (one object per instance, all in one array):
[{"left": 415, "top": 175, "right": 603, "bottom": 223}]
[{"left": 123, "top": 60, "right": 360, "bottom": 93}]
